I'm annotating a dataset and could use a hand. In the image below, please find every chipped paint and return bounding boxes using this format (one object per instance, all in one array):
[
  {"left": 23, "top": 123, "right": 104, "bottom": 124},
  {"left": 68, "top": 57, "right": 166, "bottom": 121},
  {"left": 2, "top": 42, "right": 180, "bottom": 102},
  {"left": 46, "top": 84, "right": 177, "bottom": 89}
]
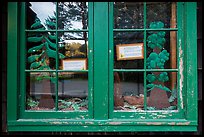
[
  {"left": 176, "top": 122, "right": 190, "bottom": 125},
  {"left": 137, "top": 122, "right": 163, "bottom": 125},
  {"left": 79, "top": 115, "right": 85, "bottom": 119},
  {"left": 146, "top": 122, "right": 163, "bottom": 125},
  {"left": 168, "top": 122, "right": 176, "bottom": 125},
  {"left": 156, "top": 115, "right": 167, "bottom": 118},
  {"left": 50, "top": 122, "right": 62, "bottom": 124},
  {"left": 140, "top": 116, "right": 145, "bottom": 119},
  {"left": 108, "top": 122, "right": 130, "bottom": 125},
  {"left": 179, "top": 46, "right": 184, "bottom": 109},
  {"left": 85, "top": 122, "right": 94, "bottom": 125}
]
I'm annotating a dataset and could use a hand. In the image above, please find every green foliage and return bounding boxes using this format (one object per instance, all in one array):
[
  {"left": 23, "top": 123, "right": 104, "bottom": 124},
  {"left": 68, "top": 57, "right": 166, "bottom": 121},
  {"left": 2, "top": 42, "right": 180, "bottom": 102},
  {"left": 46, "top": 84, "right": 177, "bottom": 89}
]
[
  {"left": 27, "top": 17, "right": 65, "bottom": 72},
  {"left": 146, "top": 22, "right": 173, "bottom": 109},
  {"left": 43, "top": 42, "right": 65, "bottom": 59},
  {"left": 147, "top": 107, "right": 156, "bottom": 110},
  {"left": 146, "top": 50, "right": 169, "bottom": 69},
  {"left": 30, "top": 18, "right": 45, "bottom": 29},
  {"left": 149, "top": 21, "right": 164, "bottom": 29},
  {"left": 147, "top": 84, "right": 171, "bottom": 92},
  {"left": 147, "top": 21, "right": 166, "bottom": 49},
  {"left": 58, "top": 98, "right": 88, "bottom": 111},
  {"left": 146, "top": 74, "right": 157, "bottom": 83},
  {"left": 27, "top": 36, "right": 44, "bottom": 43},
  {"left": 147, "top": 33, "right": 166, "bottom": 49},
  {"left": 27, "top": 17, "right": 65, "bottom": 83},
  {"left": 28, "top": 43, "right": 45, "bottom": 53},
  {"left": 147, "top": 72, "right": 169, "bottom": 83},
  {"left": 45, "top": 16, "right": 56, "bottom": 30},
  {"left": 147, "top": 106, "right": 177, "bottom": 111},
  {"left": 28, "top": 50, "right": 45, "bottom": 63},
  {"left": 146, "top": 52, "right": 159, "bottom": 69},
  {"left": 44, "top": 37, "right": 57, "bottom": 49},
  {"left": 158, "top": 72, "right": 169, "bottom": 82},
  {"left": 27, "top": 97, "right": 39, "bottom": 108},
  {"left": 168, "top": 85, "right": 177, "bottom": 103}
]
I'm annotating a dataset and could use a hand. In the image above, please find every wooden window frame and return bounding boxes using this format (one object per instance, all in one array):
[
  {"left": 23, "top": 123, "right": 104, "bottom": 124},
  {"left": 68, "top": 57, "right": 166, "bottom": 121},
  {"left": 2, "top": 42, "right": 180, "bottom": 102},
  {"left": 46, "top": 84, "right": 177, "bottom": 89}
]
[{"left": 7, "top": 2, "right": 198, "bottom": 132}]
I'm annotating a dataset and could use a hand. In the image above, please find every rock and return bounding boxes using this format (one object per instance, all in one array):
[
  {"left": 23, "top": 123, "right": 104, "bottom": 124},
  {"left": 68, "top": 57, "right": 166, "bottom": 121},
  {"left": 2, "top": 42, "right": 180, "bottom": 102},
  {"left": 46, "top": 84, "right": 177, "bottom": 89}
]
[{"left": 123, "top": 95, "right": 144, "bottom": 105}]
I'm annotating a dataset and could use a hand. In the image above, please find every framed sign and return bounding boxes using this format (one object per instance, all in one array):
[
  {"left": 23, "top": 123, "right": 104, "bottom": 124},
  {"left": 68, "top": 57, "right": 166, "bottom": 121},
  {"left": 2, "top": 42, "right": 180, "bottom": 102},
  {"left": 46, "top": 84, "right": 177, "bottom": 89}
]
[
  {"left": 62, "top": 58, "right": 87, "bottom": 70},
  {"left": 116, "top": 43, "right": 144, "bottom": 60}
]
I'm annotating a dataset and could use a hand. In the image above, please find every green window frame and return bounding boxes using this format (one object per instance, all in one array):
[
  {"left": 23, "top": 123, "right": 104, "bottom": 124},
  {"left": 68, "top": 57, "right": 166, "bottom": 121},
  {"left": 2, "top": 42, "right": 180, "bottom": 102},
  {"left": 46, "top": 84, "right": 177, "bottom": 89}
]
[{"left": 7, "top": 2, "right": 198, "bottom": 132}]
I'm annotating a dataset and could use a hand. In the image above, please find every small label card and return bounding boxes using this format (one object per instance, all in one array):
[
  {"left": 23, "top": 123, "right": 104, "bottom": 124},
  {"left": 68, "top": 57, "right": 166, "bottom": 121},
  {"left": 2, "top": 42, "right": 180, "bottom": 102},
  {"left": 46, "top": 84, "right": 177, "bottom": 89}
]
[
  {"left": 116, "top": 43, "right": 144, "bottom": 60},
  {"left": 62, "top": 59, "right": 87, "bottom": 70}
]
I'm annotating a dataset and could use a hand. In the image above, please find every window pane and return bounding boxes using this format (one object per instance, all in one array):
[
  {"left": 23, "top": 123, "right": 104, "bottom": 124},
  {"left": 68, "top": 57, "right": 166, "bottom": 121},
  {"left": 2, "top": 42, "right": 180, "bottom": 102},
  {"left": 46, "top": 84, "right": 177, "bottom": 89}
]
[
  {"left": 26, "top": 72, "right": 56, "bottom": 110},
  {"left": 58, "top": 72, "right": 88, "bottom": 111},
  {"left": 114, "top": 2, "right": 144, "bottom": 29},
  {"left": 146, "top": 31, "right": 177, "bottom": 69},
  {"left": 58, "top": 2, "right": 88, "bottom": 30},
  {"left": 147, "top": 2, "right": 177, "bottom": 28},
  {"left": 114, "top": 72, "right": 144, "bottom": 111},
  {"left": 146, "top": 72, "right": 177, "bottom": 110},
  {"left": 114, "top": 32, "right": 144, "bottom": 69},
  {"left": 26, "top": 31, "right": 58, "bottom": 70},
  {"left": 58, "top": 32, "right": 88, "bottom": 70},
  {"left": 26, "top": 2, "right": 56, "bottom": 30}
]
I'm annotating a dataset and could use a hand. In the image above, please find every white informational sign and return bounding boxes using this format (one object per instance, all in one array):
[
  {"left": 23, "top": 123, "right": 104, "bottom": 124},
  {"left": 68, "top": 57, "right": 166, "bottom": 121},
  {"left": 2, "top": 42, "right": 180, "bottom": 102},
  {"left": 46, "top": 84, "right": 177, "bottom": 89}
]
[
  {"left": 62, "top": 59, "right": 87, "bottom": 70},
  {"left": 116, "top": 43, "right": 144, "bottom": 60}
]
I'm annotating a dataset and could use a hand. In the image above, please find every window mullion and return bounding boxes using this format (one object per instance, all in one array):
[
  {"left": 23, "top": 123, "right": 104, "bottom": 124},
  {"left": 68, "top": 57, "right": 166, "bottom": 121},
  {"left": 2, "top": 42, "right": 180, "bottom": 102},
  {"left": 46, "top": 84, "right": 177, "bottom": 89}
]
[
  {"left": 93, "top": 2, "right": 109, "bottom": 119},
  {"left": 143, "top": 2, "right": 147, "bottom": 110},
  {"left": 20, "top": 2, "right": 26, "bottom": 116},
  {"left": 55, "top": 2, "right": 59, "bottom": 111}
]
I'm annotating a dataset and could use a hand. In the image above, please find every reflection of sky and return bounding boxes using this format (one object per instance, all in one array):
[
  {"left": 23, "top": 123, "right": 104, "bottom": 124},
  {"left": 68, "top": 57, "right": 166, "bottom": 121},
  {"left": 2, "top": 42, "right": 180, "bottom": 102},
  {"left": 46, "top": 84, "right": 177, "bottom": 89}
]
[
  {"left": 30, "top": 2, "right": 82, "bottom": 29},
  {"left": 30, "top": 2, "right": 83, "bottom": 44},
  {"left": 30, "top": 2, "right": 56, "bottom": 26}
]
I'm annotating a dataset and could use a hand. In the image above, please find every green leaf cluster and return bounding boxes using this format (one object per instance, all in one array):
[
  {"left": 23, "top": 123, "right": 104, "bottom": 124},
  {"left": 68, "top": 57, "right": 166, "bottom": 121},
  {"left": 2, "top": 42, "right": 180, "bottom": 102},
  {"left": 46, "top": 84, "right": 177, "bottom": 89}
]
[
  {"left": 147, "top": 21, "right": 166, "bottom": 49},
  {"left": 27, "top": 17, "right": 65, "bottom": 71},
  {"left": 147, "top": 84, "right": 171, "bottom": 92},
  {"left": 146, "top": 50, "right": 169, "bottom": 69},
  {"left": 58, "top": 98, "right": 88, "bottom": 111},
  {"left": 146, "top": 72, "right": 169, "bottom": 83},
  {"left": 27, "top": 97, "right": 39, "bottom": 108}
]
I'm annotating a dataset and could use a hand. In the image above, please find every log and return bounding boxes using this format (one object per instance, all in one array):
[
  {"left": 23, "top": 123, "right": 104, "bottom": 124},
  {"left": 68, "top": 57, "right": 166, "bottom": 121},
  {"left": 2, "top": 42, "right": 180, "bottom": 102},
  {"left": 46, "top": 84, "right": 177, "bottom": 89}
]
[
  {"left": 38, "top": 79, "right": 55, "bottom": 109},
  {"left": 170, "top": 2, "right": 177, "bottom": 90},
  {"left": 114, "top": 72, "right": 124, "bottom": 107}
]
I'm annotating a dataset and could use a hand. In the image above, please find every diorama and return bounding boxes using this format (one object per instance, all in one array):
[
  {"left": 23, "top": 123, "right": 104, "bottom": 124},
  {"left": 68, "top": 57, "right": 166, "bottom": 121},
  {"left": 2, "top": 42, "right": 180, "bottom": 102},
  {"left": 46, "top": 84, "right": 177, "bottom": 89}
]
[
  {"left": 113, "top": 2, "right": 178, "bottom": 111},
  {"left": 26, "top": 2, "right": 178, "bottom": 112},
  {"left": 26, "top": 2, "right": 89, "bottom": 111}
]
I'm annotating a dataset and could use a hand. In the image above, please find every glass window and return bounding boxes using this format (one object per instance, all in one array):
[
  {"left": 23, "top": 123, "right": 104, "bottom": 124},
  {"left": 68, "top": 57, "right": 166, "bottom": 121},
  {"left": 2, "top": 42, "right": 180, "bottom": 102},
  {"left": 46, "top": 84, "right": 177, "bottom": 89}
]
[
  {"left": 113, "top": 2, "right": 178, "bottom": 112},
  {"left": 25, "top": 2, "right": 91, "bottom": 113}
]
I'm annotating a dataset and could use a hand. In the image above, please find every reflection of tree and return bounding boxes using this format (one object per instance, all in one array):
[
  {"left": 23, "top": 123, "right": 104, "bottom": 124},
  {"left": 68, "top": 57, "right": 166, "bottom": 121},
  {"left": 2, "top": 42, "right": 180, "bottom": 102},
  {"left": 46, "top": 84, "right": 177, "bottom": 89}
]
[
  {"left": 58, "top": 2, "right": 88, "bottom": 42},
  {"left": 58, "top": 2, "right": 88, "bottom": 29},
  {"left": 64, "top": 42, "right": 86, "bottom": 58},
  {"left": 57, "top": 2, "right": 88, "bottom": 59}
]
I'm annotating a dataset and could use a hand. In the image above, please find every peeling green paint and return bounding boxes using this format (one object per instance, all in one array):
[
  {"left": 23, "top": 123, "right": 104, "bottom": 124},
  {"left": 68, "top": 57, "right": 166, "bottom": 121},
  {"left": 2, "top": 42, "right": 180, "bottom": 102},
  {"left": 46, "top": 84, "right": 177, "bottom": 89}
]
[
  {"left": 7, "top": 2, "right": 198, "bottom": 132},
  {"left": 179, "top": 46, "right": 184, "bottom": 109},
  {"left": 176, "top": 122, "right": 190, "bottom": 125}
]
